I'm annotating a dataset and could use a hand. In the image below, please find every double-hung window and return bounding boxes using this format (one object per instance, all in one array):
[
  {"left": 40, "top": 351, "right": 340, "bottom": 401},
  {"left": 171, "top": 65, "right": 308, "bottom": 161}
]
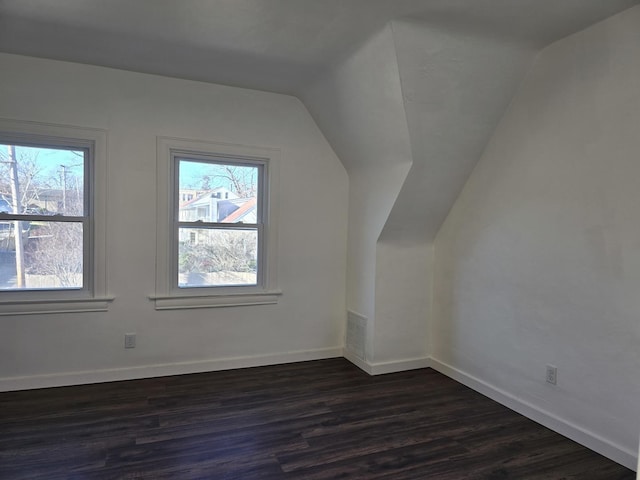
[
  {"left": 154, "top": 137, "right": 280, "bottom": 309},
  {"left": 0, "top": 119, "right": 109, "bottom": 315},
  {"left": 177, "top": 156, "right": 262, "bottom": 287}
]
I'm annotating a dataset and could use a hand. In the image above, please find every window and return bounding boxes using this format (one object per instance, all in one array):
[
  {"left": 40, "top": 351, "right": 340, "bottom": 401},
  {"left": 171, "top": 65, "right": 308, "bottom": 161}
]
[
  {"left": 177, "top": 158, "right": 260, "bottom": 288},
  {"left": 0, "top": 119, "right": 110, "bottom": 315},
  {"left": 153, "top": 137, "right": 280, "bottom": 309},
  {"left": 0, "top": 143, "right": 86, "bottom": 290}
]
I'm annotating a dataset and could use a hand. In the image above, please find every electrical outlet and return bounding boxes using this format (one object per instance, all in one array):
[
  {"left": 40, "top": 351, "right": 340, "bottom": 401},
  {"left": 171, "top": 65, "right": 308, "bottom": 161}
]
[
  {"left": 546, "top": 364, "right": 557, "bottom": 385},
  {"left": 124, "top": 333, "right": 136, "bottom": 349}
]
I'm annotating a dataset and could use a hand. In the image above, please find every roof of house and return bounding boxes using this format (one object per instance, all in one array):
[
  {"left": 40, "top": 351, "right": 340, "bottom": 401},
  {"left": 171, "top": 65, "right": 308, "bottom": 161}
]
[{"left": 221, "top": 197, "right": 257, "bottom": 223}]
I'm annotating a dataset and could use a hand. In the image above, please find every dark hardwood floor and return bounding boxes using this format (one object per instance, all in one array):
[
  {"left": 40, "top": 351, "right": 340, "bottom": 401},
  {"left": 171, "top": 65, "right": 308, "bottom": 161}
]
[{"left": 0, "top": 358, "right": 634, "bottom": 479}]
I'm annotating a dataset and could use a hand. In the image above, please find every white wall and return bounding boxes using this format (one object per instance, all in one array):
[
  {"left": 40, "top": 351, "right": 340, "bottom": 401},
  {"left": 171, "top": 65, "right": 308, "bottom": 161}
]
[
  {"left": 302, "top": 19, "right": 535, "bottom": 370},
  {"left": 434, "top": 6, "right": 640, "bottom": 468},
  {"left": 0, "top": 53, "right": 348, "bottom": 389},
  {"left": 301, "top": 25, "right": 414, "bottom": 364},
  {"left": 383, "top": 19, "right": 534, "bottom": 243},
  {"left": 374, "top": 241, "right": 432, "bottom": 364}
]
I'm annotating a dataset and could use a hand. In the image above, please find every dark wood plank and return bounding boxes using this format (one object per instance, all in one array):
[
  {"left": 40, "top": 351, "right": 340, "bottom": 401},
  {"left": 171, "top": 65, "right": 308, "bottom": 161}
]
[{"left": 0, "top": 358, "right": 634, "bottom": 479}]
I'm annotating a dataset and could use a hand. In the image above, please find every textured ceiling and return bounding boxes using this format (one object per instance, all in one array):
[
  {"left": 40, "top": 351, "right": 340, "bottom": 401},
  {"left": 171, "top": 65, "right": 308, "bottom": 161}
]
[{"left": 0, "top": 0, "right": 638, "bottom": 94}]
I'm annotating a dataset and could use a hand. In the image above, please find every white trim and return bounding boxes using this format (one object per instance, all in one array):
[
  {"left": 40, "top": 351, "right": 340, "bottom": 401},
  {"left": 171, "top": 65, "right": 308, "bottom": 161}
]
[
  {"left": 0, "top": 296, "right": 114, "bottom": 315},
  {"left": 150, "top": 290, "right": 282, "bottom": 310},
  {"left": 370, "top": 357, "right": 431, "bottom": 375},
  {"left": 343, "top": 349, "right": 373, "bottom": 374},
  {"left": 343, "top": 350, "right": 431, "bottom": 376},
  {"left": 0, "top": 347, "right": 342, "bottom": 392},
  {"left": 429, "top": 357, "right": 637, "bottom": 471},
  {"left": 0, "top": 118, "right": 110, "bottom": 313},
  {"left": 3, "top": 347, "right": 634, "bottom": 471},
  {"left": 155, "top": 136, "right": 280, "bottom": 309}
]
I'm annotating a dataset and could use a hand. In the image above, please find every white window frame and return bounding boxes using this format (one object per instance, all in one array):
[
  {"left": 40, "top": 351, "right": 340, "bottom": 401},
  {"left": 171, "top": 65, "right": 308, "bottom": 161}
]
[
  {"left": 0, "top": 119, "right": 111, "bottom": 315},
  {"left": 152, "top": 136, "right": 281, "bottom": 310}
]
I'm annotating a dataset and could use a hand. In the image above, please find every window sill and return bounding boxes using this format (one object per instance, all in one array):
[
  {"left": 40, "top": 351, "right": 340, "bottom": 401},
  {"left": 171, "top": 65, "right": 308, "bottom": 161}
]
[
  {"left": 150, "top": 290, "right": 282, "bottom": 310},
  {"left": 0, "top": 296, "right": 115, "bottom": 316}
]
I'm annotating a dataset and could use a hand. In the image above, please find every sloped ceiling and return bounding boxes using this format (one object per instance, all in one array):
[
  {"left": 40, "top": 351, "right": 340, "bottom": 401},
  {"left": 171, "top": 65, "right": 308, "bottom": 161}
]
[
  {"left": 379, "top": 20, "right": 534, "bottom": 243},
  {"left": 1, "top": 0, "right": 638, "bottom": 243},
  {"left": 0, "top": 0, "right": 637, "bottom": 95}
]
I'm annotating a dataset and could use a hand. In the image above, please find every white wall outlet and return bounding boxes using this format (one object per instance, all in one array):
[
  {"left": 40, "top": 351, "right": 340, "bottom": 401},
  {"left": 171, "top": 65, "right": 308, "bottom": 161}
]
[
  {"left": 124, "top": 333, "right": 136, "bottom": 349},
  {"left": 546, "top": 364, "right": 557, "bottom": 385}
]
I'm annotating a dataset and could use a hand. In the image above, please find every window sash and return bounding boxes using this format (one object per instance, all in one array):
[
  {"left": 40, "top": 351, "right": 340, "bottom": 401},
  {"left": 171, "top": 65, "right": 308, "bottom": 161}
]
[
  {"left": 0, "top": 141, "right": 93, "bottom": 293},
  {"left": 0, "top": 142, "right": 90, "bottom": 217},
  {"left": 173, "top": 155, "right": 265, "bottom": 224},
  {"left": 171, "top": 153, "right": 267, "bottom": 291},
  {"left": 0, "top": 220, "right": 91, "bottom": 292},
  {"left": 0, "top": 213, "right": 86, "bottom": 222},
  {"left": 177, "top": 221, "right": 259, "bottom": 230},
  {"left": 0, "top": 219, "right": 88, "bottom": 291},
  {"left": 174, "top": 225, "right": 263, "bottom": 289},
  {"left": 176, "top": 225, "right": 261, "bottom": 288}
]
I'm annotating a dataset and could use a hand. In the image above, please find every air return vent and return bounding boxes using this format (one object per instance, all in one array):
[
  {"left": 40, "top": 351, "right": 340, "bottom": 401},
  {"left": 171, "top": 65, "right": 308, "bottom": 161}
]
[{"left": 346, "top": 310, "right": 367, "bottom": 361}]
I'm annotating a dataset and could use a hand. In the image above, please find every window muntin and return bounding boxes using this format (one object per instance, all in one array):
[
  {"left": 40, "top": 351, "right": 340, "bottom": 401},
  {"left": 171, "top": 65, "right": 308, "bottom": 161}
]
[
  {"left": 0, "top": 142, "right": 90, "bottom": 291},
  {"left": 174, "top": 156, "right": 264, "bottom": 289}
]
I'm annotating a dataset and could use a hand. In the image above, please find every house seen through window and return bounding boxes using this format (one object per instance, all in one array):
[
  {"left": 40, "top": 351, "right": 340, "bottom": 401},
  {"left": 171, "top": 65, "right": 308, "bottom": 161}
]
[
  {"left": 0, "top": 143, "right": 88, "bottom": 291},
  {"left": 177, "top": 158, "right": 262, "bottom": 288}
]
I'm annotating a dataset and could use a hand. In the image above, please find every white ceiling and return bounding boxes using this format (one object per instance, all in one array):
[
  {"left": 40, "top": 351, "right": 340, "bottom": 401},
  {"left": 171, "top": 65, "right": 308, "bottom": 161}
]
[
  {"left": 1, "top": 0, "right": 637, "bottom": 95},
  {"left": 2, "top": 0, "right": 637, "bottom": 245}
]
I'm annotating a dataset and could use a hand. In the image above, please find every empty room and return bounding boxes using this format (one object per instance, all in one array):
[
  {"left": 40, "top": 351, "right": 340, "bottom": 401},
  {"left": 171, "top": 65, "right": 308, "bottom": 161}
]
[{"left": 0, "top": 1, "right": 639, "bottom": 478}]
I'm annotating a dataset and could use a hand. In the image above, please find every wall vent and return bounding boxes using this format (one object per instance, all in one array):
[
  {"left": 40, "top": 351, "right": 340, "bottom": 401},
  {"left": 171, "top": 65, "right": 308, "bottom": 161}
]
[{"left": 346, "top": 310, "right": 367, "bottom": 361}]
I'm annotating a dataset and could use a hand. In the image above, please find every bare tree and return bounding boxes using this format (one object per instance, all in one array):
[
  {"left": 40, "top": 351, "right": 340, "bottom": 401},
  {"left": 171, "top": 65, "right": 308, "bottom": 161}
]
[
  {"left": 0, "top": 145, "right": 84, "bottom": 289},
  {"left": 0, "top": 148, "right": 47, "bottom": 214},
  {"left": 27, "top": 222, "right": 83, "bottom": 288},
  {"left": 220, "top": 165, "right": 257, "bottom": 198},
  {"left": 195, "top": 165, "right": 257, "bottom": 198},
  {"left": 179, "top": 230, "right": 257, "bottom": 275}
]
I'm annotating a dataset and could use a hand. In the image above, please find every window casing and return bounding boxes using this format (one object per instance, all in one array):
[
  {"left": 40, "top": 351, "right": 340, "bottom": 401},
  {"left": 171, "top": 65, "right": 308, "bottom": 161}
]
[
  {"left": 0, "top": 119, "right": 110, "bottom": 315},
  {"left": 153, "top": 137, "right": 280, "bottom": 309}
]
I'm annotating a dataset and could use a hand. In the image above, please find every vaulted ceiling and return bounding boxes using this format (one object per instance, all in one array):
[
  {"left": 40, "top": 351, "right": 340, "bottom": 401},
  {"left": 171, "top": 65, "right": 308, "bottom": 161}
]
[
  {"left": 1, "top": 0, "right": 637, "bottom": 95},
  {"left": 1, "top": 0, "right": 638, "bottom": 245}
]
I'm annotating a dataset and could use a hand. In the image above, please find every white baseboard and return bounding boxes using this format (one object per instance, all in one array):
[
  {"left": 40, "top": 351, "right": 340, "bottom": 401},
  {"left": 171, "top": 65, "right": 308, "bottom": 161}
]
[
  {"left": 370, "top": 357, "right": 431, "bottom": 375},
  {"left": 0, "top": 347, "right": 343, "bottom": 392},
  {"left": 2, "top": 349, "right": 635, "bottom": 472},
  {"left": 429, "top": 357, "right": 638, "bottom": 471},
  {"left": 343, "top": 349, "right": 373, "bottom": 374},
  {"left": 343, "top": 349, "right": 431, "bottom": 375}
]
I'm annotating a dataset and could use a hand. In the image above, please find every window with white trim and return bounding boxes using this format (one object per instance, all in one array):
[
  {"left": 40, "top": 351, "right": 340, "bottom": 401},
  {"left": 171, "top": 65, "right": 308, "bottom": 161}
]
[
  {"left": 0, "top": 119, "right": 110, "bottom": 315},
  {"left": 177, "top": 157, "right": 261, "bottom": 288},
  {"left": 153, "top": 137, "right": 280, "bottom": 310}
]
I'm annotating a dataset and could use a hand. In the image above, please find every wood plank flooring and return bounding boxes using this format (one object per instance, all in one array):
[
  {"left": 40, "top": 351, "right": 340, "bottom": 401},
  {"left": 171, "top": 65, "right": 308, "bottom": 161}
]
[{"left": 0, "top": 358, "right": 634, "bottom": 479}]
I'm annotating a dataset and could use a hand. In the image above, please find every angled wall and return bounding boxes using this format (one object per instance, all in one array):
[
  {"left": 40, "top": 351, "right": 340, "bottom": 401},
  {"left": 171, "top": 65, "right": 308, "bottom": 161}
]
[
  {"left": 370, "top": 21, "right": 535, "bottom": 366},
  {"left": 433, "top": 6, "right": 640, "bottom": 468},
  {"left": 302, "top": 20, "right": 537, "bottom": 367},
  {"left": 301, "top": 25, "right": 413, "bottom": 364},
  {"left": 383, "top": 19, "right": 535, "bottom": 243}
]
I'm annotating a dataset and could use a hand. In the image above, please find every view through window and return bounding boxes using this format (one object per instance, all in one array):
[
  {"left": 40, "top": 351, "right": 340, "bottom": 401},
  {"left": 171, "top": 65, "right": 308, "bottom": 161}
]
[
  {"left": 0, "top": 143, "right": 87, "bottom": 290},
  {"left": 176, "top": 158, "right": 262, "bottom": 288}
]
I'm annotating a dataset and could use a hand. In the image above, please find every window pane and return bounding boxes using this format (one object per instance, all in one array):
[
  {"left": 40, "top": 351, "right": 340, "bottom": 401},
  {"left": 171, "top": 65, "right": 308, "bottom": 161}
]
[
  {"left": 178, "top": 228, "right": 257, "bottom": 287},
  {"left": 0, "top": 144, "right": 85, "bottom": 216},
  {"left": 178, "top": 160, "right": 258, "bottom": 224},
  {"left": 0, "top": 221, "right": 83, "bottom": 290}
]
